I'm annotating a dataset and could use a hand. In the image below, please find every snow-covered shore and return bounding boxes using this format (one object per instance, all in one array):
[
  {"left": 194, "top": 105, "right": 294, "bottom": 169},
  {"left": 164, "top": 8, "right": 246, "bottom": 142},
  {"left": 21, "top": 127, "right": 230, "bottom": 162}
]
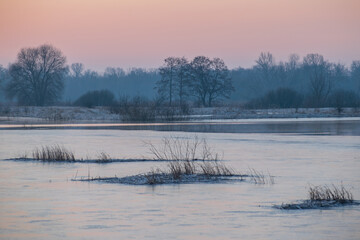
[
  {"left": 0, "top": 105, "right": 359, "bottom": 124},
  {"left": 0, "top": 106, "right": 121, "bottom": 123}
]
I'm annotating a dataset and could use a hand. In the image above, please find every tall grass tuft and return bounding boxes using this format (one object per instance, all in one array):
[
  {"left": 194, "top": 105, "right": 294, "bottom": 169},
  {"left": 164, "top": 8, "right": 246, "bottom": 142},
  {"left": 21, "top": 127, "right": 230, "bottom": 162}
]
[
  {"left": 165, "top": 160, "right": 235, "bottom": 179},
  {"left": 199, "top": 161, "right": 234, "bottom": 176},
  {"left": 168, "top": 161, "right": 183, "bottom": 179},
  {"left": 248, "top": 168, "right": 274, "bottom": 184},
  {"left": 96, "top": 152, "right": 112, "bottom": 163},
  {"left": 309, "top": 184, "right": 353, "bottom": 202},
  {"left": 275, "top": 184, "right": 355, "bottom": 210},
  {"left": 32, "top": 145, "right": 75, "bottom": 162}
]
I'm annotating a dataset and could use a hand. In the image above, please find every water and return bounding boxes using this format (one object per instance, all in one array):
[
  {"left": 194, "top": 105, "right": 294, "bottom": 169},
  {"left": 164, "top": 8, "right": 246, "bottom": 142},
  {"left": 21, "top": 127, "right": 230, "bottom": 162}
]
[{"left": 0, "top": 118, "right": 359, "bottom": 239}]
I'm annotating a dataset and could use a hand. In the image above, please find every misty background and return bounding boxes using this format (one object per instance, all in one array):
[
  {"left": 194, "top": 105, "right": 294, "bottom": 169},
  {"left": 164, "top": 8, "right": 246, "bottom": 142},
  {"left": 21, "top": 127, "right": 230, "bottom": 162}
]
[{"left": 1, "top": 51, "right": 359, "bottom": 109}]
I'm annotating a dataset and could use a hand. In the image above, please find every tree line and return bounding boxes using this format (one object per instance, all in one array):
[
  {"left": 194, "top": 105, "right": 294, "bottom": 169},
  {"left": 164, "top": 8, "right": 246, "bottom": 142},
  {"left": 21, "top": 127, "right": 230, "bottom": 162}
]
[
  {"left": 157, "top": 56, "right": 233, "bottom": 107},
  {"left": 0, "top": 44, "right": 359, "bottom": 109}
]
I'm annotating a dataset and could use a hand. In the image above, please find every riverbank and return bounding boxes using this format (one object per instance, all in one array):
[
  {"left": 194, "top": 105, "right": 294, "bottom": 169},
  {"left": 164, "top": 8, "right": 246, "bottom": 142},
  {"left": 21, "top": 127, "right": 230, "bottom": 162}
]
[{"left": 0, "top": 105, "right": 359, "bottom": 124}]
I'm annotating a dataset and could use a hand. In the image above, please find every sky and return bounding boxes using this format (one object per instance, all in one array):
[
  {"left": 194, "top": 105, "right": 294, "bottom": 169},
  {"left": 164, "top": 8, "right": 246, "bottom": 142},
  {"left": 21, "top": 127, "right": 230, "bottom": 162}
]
[{"left": 0, "top": 0, "right": 359, "bottom": 72}]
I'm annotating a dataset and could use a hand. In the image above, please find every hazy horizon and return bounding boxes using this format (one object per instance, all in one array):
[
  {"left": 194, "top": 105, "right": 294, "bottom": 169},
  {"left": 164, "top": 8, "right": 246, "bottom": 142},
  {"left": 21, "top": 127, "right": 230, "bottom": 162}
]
[{"left": 1, "top": 0, "right": 359, "bottom": 72}]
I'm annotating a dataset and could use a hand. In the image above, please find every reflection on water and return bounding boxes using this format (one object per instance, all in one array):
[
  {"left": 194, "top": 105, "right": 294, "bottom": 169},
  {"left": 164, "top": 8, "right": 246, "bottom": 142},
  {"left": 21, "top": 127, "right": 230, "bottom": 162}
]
[
  {"left": 1, "top": 117, "right": 360, "bottom": 135},
  {"left": 0, "top": 119, "right": 359, "bottom": 239}
]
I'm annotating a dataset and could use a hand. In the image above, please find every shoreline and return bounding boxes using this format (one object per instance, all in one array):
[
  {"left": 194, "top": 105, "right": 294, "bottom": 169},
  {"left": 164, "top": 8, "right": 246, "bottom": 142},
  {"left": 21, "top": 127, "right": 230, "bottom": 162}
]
[{"left": 0, "top": 106, "right": 359, "bottom": 125}]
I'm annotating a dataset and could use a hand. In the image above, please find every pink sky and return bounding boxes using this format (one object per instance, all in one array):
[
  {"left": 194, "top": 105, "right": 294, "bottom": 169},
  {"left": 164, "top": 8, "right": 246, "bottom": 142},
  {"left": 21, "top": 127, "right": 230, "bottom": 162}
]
[{"left": 0, "top": 0, "right": 359, "bottom": 71}]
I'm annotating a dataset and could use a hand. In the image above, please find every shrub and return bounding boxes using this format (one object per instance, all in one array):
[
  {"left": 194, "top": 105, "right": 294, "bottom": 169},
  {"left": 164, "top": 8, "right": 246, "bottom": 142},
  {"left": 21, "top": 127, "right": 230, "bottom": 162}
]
[
  {"left": 246, "top": 88, "right": 303, "bottom": 109},
  {"left": 327, "top": 90, "right": 360, "bottom": 112},
  {"left": 74, "top": 90, "right": 115, "bottom": 108},
  {"left": 112, "top": 96, "right": 156, "bottom": 122},
  {"left": 111, "top": 96, "right": 190, "bottom": 122}
]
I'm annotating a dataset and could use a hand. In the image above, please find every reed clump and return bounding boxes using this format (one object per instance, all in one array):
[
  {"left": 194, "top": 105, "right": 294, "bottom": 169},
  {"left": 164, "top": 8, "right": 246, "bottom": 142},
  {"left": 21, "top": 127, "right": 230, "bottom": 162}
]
[
  {"left": 95, "top": 152, "right": 112, "bottom": 163},
  {"left": 275, "top": 184, "right": 355, "bottom": 210},
  {"left": 199, "top": 161, "right": 234, "bottom": 176},
  {"left": 143, "top": 160, "right": 237, "bottom": 184},
  {"left": 143, "top": 136, "right": 239, "bottom": 183},
  {"left": 248, "top": 168, "right": 274, "bottom": 184},
  {"left": 32, "top": 145, "right": 75, "bottom": 162},
  {"left": 309, "top": 184, "right": 353, "bottom": 202}
]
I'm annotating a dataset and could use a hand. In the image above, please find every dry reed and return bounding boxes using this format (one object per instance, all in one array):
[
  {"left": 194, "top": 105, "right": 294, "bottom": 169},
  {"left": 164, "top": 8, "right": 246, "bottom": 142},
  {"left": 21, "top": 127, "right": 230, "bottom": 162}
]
[
  {"left": 146, "top": 136, "right": 220, "bottom": 161},
  {"left": 32, "top": 145, "right": 75, "bottom": 161},
  {"left": 309, "top": 184, "right": 353, "bottom": 202}
]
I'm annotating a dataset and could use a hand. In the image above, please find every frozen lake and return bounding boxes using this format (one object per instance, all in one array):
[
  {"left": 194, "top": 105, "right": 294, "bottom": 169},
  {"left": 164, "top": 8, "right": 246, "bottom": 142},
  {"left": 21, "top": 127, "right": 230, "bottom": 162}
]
[{"left": 0, "top": 118, "right": 359, "bottom": 239}]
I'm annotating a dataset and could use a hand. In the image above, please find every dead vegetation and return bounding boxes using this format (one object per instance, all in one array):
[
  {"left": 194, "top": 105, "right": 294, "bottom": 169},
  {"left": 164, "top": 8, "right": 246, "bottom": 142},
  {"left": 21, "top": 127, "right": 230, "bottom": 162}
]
[
  {"left": 146, "top": 136, "right": 237, "bottom": 183},
  {"left": 308, "top": 184, "right": 353, "bottom": 202},
  {"left": 165, "top": 160, "right": 236, "bottom": 180},
  {"left": 32, "top": 145, "right": 75, "bottom": 162},
  {"left": 248, "top": 168, "right": 275, "bottom": 185},
  {"left": 146, "top": 136, "right": 221, "bottom": 161},
  {"left": 95, "top": 152, "right": 112, "bottom": 163},
  {"left": 275, "top": 184, "right": 356, "bottom": 210},
  {"left": 199, "top": 161, "right": 234, "bottom": 177}
]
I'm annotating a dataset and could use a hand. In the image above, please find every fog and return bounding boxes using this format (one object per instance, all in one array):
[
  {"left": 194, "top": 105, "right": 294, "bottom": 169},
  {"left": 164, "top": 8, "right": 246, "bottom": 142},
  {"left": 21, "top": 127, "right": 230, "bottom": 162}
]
[{"left": 1, "top": 52, "right": 359, "bottom": 108}]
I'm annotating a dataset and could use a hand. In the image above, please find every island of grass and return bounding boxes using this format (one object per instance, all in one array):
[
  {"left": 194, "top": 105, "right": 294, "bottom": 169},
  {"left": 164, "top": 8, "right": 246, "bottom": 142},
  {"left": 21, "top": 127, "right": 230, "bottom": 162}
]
[
  {"left": 9, "top": 145, "right": 154, "bottom": 163},
  {"left": 274, "top": 185, "right": 359, "bottom": 209},
  {"left": 73, "top": 160, "right": 245, "bottom": 185},
  {"left": 9, "top": 136, "right": 225, "bottom": 163}
]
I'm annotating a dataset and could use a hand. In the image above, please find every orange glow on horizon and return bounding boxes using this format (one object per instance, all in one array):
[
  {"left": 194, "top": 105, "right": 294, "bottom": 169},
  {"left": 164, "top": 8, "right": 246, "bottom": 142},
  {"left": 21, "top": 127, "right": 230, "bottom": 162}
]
[{"left": 0, "top": 0, "right": 359, "bottom": 71}]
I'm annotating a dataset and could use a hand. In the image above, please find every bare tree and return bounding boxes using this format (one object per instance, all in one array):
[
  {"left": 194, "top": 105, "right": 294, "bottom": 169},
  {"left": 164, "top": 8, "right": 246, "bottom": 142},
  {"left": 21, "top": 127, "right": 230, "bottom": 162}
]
[
  {"left": 303, "top": 53, "right": 331, "bottom": 107},
  {"left": 207, "top": 58, "right": 233, "bottom": 107},
  {"left": 189, "top": 56, "right": 212, "bottom": 106},
  {"left": 84, "top": 69, "right": 99, "bottom": 80},
  {"left": 255, "top": 52, "right": 276, "bottom": 82},
  {"left": 70, "top": 63, "right": 84, "bottom": 79},
  {"left": 157, "top": 57, "right": 181, "bottom": 106},
  {"left": 6, "top": 44, "right": 67, "bottom": 105},
  {"left": 174, "top": 57, "right": 190, "bottom": 105},
  {"left": 189, "top": 56, "right": 233, "bottom": 107},
  {"left": 285, "top": 54, "right": 300, "bottom": 72},
  {"left": 104, "top": 67, "right": 125, "bottom": 80}
]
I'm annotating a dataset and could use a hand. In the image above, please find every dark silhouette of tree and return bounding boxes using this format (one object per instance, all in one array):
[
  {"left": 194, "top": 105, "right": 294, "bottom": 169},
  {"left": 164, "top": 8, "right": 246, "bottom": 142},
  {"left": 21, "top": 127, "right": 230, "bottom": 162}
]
[
  {"left": 328, "top": 89, "right": 360, "bottom": 112},
  {"left": 157, "top": 57, "right": 190, "bottom": 106},
  {"left": 70, "top": 63, "right": 84, "bottom": 79},
  {"left": 351, "top": 60, "right": 360, "bottom": 93},
  {"left": 157, "top": 57, "right": 179, "bottom": 106},
  {"left": 189, "top": 56, "right": 233, "bottom": 107},
  {"left": 255, "top": 52, "right": 276, "bottom": 82},
  {"left": 83, "top": 69, "right": 99, "bottom": 80},
  {"left": 285, "top": 54, "right": 300, "bottom": 72},
  {"left": 174, "top": 57, "right": 189, "bottom": 105},
  {"left": 6, "top": 44, "right": 67, "bottom": 105},
  {"left": 303, "top": 53, "right": 332, "bottom": 107},
  {"left": 189, "top": 56, "right": 212, "bottom": 106},
  {"left": 104, "top": 67, "right": 125, "bottom": 80},
  {"left": 0, "top": 65, "right": 9, "bottom": 101},
  {"left": 0, "top": 65, "right": 6, "bottom": 88}
]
